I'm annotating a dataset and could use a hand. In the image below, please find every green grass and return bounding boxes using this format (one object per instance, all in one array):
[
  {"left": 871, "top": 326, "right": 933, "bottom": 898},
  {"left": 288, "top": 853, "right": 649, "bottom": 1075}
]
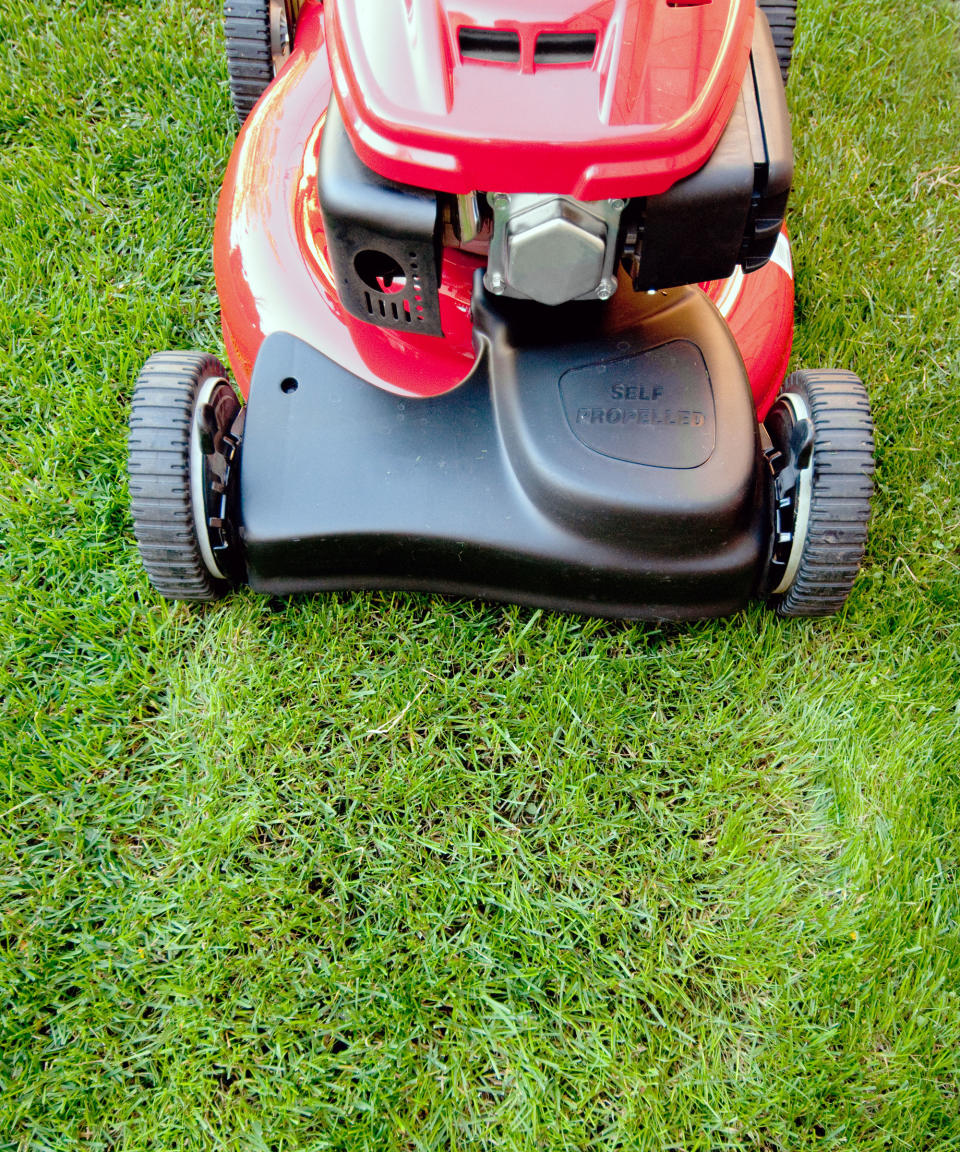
[{"left": 1, "top": 0, "right": 959, "bottom": 1148}]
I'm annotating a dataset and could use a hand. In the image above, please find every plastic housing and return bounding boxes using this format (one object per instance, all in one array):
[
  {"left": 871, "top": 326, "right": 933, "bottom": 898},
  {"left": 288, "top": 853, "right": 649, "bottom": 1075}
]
[
  {"left": 238, "top": 282, "right": 772, "bottom": 618},
  {"left": 324, "top": 0, "right": 755, "bottom": 198}
]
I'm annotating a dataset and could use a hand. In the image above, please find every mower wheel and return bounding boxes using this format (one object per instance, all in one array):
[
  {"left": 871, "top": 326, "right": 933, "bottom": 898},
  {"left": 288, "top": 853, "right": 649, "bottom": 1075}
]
[
  {"left": 224, "top": 0, "right": 300, "bottom": 124},
  {"left": 767, "top": 369, "right": 875, "bottom": 618},
  {"left": 759, "top": 1, "right": 796, "bottom": 84},
  {"left": 128, "top": 352, "right": 238, "bottom": 601}
]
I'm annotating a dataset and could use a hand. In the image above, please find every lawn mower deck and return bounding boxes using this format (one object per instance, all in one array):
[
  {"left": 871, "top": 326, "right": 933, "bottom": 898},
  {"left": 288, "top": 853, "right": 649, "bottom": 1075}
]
[{"left": 128, "top": 0, "right": 875, "bottom": 619}]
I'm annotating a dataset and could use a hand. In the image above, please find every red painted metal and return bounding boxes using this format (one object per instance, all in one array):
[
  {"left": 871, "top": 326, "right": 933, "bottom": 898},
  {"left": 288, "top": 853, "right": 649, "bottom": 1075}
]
[
  {"left": 325, "top": 0, "right": 755, "bottom": 199},
  {"left": 214, "top": 0, "right": 792, "bottom": 417},
  {"left": 701, "top": 234, "right": 795, "bottom": 419}
]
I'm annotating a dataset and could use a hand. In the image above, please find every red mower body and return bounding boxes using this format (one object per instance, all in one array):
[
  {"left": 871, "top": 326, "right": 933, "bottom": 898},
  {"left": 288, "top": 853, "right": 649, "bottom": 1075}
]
[
  {"left": 326, "top": 0, "right": 755, "bottom": 199},
  {"left": 214, "top": 0, "right": 793, "bottom": 416}
]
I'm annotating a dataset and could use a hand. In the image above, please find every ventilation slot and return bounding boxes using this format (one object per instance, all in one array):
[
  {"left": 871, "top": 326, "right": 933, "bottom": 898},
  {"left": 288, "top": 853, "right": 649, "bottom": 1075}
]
[
  {"left": 410, "top": 252, "right": 424, "bottom": 322},
  {"left": 459, "top": 27, "right": 521, "bottom": 63},
  {"left": 534, "top": 32, "right": 597, "bottom": 64}
]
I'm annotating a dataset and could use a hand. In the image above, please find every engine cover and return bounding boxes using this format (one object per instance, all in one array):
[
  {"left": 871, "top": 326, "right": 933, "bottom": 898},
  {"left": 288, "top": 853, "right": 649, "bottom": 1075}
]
[{"left": 324, "top": 0, "right": 756, "bottom": 199}]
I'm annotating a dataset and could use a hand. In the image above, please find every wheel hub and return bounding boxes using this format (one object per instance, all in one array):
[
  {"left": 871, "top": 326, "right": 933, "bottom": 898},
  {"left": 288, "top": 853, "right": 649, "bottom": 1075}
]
[
  {"left": 765, "top": 390, "right": 815, "bottom": 595},
  {"left": 191, "top": 377, "right": 243, "bottom": 582}
]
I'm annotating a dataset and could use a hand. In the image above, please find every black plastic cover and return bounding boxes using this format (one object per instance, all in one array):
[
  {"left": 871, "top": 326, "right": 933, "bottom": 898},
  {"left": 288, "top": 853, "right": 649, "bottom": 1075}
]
[
  {"left": 622, "top": 11, "right": 793, "bottom": 289},
  {"left": 624, "top": 94, "right": 756, "bottom": 289},
  {"left": 237, "top": 279, "right": 773, "bottom": 619},
  {"left": 741, "top": 12, "right": 794, "bottom": 270},
  {"left": 317, "top": 101, "right": 443, "bottom": 335}
]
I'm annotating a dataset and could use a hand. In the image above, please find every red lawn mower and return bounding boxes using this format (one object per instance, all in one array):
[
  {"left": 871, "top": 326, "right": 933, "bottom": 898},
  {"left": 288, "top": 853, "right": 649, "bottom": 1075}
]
[{"left": 129, "top": 0, "right": 874, "bottom": 619}]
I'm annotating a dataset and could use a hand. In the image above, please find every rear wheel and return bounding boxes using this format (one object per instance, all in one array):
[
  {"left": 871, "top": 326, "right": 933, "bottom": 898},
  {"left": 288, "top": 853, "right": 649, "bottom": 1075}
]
[
  {"left": 759, "top": 0, "right": 797, "bottom": 84},
  {"left": 128, "top": 352, "right": 242, "bottom": 601},
  {"left": 765, "top": 369, "right": 875, "bottom": 617},
  {"left": 224, "top": 0, "right": 301, "bottom": 124}
]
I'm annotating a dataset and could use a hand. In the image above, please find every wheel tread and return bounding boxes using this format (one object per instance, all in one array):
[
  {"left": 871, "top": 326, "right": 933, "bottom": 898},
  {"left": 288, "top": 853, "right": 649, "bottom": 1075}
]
[
  {"left": 758, "top": 0, "right": 796, "bottom": 83},
  {"left": 128, "top": 352, "right": 231, "bottom": 602},
  {"left": 224, "top": 0, "right": 293, "bottom": 124},
  {"left": 774, "top": 369, "right": 875, "bottom": 618}
]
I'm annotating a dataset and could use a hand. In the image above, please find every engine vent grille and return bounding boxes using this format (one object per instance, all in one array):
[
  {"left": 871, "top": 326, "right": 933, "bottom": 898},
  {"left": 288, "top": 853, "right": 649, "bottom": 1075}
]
[
  {"left": 459, "top": 28, "right": 598, "bottom": 65},
  {"left": 458, "top": 27, "right": 521, "bottom": 63},
  {"left": 534, "top": 32, "right": 597, "bottom": 64}
]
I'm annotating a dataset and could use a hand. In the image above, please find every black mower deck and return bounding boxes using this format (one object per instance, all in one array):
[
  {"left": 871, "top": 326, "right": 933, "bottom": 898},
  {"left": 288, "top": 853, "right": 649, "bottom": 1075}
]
[{"left": 237, "top": 283, "right": 773, "bottom": 618}]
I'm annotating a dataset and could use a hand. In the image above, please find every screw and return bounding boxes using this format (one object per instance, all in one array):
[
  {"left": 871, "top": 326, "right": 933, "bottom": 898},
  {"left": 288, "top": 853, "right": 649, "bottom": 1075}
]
[
  {"left": 596, "top": 279, "right": 616, "bottom": 301},
  {"left": 488, "top": 272, "right": 505, "bottom": 294},
  {"left": 608, "top": 198, "right": 626, "bottom": 212},
  {"left": 491, "top": 193, "right": 509, "bottom": 211}
]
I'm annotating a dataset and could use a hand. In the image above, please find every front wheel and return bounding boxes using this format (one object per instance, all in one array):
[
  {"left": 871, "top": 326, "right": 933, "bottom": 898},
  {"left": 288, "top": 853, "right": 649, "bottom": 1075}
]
[
  {"left": 765, "top": 369, "right": 875, "bottom": 617},
  {"left": 128, "top": 352, "right": 242, "bottom": 601}
]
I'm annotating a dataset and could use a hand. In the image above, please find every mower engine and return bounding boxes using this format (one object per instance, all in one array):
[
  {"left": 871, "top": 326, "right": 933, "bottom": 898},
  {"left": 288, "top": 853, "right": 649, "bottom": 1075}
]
[
  {"left": 128, "top": 0, "right": 875, "bottom": 619},
  {"left": 316, "top": 3, "right": 791, "bottom": 320}
]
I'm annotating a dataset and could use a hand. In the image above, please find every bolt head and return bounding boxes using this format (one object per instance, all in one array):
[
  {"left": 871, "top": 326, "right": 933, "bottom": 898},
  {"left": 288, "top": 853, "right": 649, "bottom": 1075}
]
[
  {"left": 608, "top": 198, "right": 627, "bottom": 212},
  {"left": 488, "top": 272, "right": 505, "bottom": 294},
  {"left": 491, "top": 193, "right": 509, "bottom": 211},
  {"left": 596, "top": 279, "right": 616, "bottom": 301}
]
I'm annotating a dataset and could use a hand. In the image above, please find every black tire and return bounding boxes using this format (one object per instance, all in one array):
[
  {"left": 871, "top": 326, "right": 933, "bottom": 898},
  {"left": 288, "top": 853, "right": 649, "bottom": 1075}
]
[
  {"left": 758, "top": 0, "right": 797, "bottom": 84},
  {"left": 128, "top": 352, "right": 232, "bottom": 601},
  {"left": 224, "top": 0, "right": 299, "bottom": 124},
  {"left": 770, "top": 369, "right": 875, "bottom": 618}
]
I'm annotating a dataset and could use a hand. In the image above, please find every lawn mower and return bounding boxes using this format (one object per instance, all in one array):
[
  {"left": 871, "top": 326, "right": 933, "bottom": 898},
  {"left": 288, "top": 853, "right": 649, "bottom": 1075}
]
[{"left": 129, "top": 0, "right": 875, "bottom": 619}]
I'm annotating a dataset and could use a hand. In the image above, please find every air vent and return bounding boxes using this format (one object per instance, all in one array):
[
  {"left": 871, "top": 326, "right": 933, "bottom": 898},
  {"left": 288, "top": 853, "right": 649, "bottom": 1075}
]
[
  {"left": 459, "top": 27, "right": 521, "bottom": 63},
  {"left": 534, "top": 32, "right": 598, "bottom": 64}
]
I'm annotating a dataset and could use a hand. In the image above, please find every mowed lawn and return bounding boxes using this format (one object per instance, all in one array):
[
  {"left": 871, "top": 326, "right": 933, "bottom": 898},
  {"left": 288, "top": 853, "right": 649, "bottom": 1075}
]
[{"left": 2, "top": 0, "right": 959, "bottom": 1148}]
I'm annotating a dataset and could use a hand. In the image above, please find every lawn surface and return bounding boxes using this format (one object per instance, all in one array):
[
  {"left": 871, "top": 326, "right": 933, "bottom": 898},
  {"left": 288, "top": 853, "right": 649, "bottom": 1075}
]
[{"left": 2, "top": 1, "right": 959, "bottom": 1149}]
